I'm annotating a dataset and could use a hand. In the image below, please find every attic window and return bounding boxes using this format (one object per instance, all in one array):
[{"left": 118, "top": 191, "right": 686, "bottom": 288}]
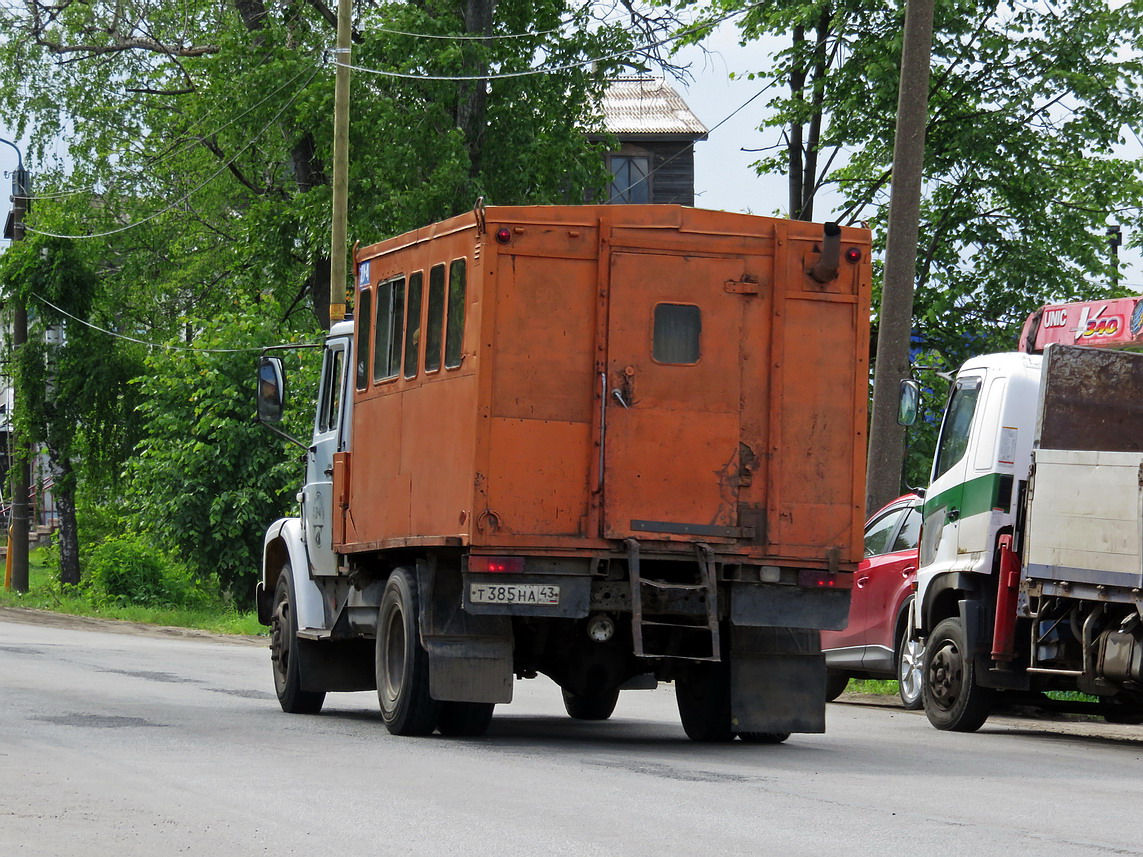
[{"left": 608, "top": 155, "right": 650, "bottom": 203}]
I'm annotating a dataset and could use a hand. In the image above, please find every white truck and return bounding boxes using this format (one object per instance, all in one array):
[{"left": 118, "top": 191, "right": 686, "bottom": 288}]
[{"left": 910, "top": 295, "right": 1143, "bottom": 731}]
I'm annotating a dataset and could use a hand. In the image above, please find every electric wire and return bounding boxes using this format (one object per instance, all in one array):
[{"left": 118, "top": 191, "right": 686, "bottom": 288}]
[
  {"left": 25, "top": 65, "right": 320, "bottom": 240},
  {"left": 30, "top": 291, "right": 317, "bottom": 353},
  {"left": 335, "top": 4, "right": 760, "bottom": 81}
]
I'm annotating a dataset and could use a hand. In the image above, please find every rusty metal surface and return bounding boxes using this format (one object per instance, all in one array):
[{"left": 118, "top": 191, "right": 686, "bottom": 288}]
[
  {"left": 344, "top": 206, "right": 871, "bottom": 569},
  {"left": 1037, "top": 345, "right": 1143, "bottom": 452}
]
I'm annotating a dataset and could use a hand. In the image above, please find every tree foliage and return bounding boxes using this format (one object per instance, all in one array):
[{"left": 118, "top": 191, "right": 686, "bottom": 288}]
[{"left": 0, "top": 0, "right": 665, "bottom": 597}]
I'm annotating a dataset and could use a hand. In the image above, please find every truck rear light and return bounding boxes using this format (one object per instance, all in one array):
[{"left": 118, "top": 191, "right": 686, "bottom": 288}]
[
  {"left": 495, "top": 228, "right": 512, "bottom": 244},
  {"left": 469, "top": 556, "right": 525, "bottom": 573},
  {"left": 845, "top": 247, "right": 862, "bottom": 263},
  {"left": 798, "top": 570, "right": 853, "bottom": 589}
]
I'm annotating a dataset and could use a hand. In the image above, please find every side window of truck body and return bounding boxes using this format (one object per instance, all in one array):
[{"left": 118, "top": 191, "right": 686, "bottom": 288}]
[
  {"left": 445, "top": 259, "right": 467, "bottom": 369},
  {"left": 373, "top": 276, "right": 405, "bottom": 383},
  {"left": 355, "top": 285, "right": 372, "bottom": 391},
  {"left": 932, "top": 375, "right": 982, "bottom": 481},
  {"left": 425, "top": 264, "right": 446, "bottom": 373},
  {"left": 403, "top": 271, "right": 423, "bottom": 379}
]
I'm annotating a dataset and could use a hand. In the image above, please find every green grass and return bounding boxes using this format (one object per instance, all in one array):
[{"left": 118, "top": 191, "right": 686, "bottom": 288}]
[
  {"left": 848, "top": 679, "right": 898, "bottom": 696},
  {"left": 1, "top": 549, "right": 266, "bottom": 637}
]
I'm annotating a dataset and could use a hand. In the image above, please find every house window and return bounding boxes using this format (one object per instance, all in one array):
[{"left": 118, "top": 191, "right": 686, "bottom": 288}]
[{"left": 608, "top": 155, "right": 650, "bottom": 203}]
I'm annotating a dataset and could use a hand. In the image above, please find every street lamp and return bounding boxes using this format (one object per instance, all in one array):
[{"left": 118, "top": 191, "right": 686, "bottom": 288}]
[{"left": 1, "top": 135, "right": 30, "bottom": 593}]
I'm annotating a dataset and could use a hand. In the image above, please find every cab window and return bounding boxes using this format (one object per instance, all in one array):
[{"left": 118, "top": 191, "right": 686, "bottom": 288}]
[
  {"left": 933, "top": 377, "right": 982, "bottom": 481},
  {"left": 891, "top": 506, "right": 922, "bottom": 553}
]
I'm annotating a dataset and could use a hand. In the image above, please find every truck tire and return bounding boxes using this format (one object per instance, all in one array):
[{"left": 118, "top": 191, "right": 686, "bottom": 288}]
[
  {"left": 270, "top": 569, "right": 326, "bottom": 714},
  {"left": 676, "top": 663, "right": 734, "bottom": 742},
  {"left": 825, "top": 671, "right": 850, "bottom": 702},
  {"left": 923, "top": 617, "right": 994, "bottom": 732},
  {"left": 897, "top": 619, "right": 925, "bottom": 711},
  {"left": 562, "top": 687, "right": 620, "bottom": 721},
  {"left": 376, "top": 568, "right": 438, "bottom": 736},
  {"left": 738, "top": 731, "right": 790, "bottom": 744},
  {"left": 437, "top": 701, "right": 495, "bottom": 737}
]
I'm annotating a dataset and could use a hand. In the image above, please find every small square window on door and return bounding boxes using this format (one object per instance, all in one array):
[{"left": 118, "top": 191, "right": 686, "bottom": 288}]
[{"left": 652, "top": 303, "right": 701, "bottom": 364}]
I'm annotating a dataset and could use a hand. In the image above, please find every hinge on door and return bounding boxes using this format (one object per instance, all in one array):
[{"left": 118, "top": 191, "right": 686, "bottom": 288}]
[{"left": 724, "top": 279, "right": 760, "bottom": 295}]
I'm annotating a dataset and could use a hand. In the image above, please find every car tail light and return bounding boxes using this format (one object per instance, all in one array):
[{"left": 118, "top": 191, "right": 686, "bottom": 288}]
[
  {"left": 469, "top": 556, "right": 525, "bottom": 573},
  {"left": 798, "top": 569, "right": 853, "bottom": 589}
]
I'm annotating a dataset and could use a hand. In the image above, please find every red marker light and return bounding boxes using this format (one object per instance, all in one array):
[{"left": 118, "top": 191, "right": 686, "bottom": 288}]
[
  {"left": 469, "top": 556, "right": 525, "bottom": 574},
  {"left": 845, "top": 247, "right": 862, "bottom": 263},
  {"left": 495, "top": 228, "right": 512, "bottom": 244},
  {"left": 798, "top": 569, "right": 853, "bottom": 589}
]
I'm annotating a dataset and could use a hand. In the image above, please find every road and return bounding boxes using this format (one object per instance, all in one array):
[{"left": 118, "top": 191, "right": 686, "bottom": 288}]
[{"left": 3, "top": 609, "right": 1143, "bottom": 857}]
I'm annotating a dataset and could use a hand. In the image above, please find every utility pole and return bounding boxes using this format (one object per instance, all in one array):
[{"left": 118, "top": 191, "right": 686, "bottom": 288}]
[
  {"left": 1, "top": 137, "right": 30, "bottom": 592},
  {"left": 865, "top": 0, "right": 935, "bottom": 515},
  {"left": 329, "top": 0, "right": 352, "bottom": 327}
]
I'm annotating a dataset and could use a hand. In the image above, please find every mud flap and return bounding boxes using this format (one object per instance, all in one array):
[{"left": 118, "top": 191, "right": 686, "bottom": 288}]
[
  {"left": 729, "top": 625, "right": 826, "bottom": 734},
  {"left": 418, "top": 559, "right": 514, "bottom": 704}
]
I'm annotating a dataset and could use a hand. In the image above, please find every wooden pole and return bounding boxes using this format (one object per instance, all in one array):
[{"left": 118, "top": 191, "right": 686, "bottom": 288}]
[{"left": 329, "top": 0, "right": 352, "bottom": 326}]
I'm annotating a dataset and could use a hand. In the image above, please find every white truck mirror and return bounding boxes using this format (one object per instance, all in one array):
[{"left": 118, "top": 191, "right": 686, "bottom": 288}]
[
  {"left": 898, "top": 379, "right": 920, "bottom": 426},
  {"left": 257, "top": 356, "right": 286, "bottom": 424}
]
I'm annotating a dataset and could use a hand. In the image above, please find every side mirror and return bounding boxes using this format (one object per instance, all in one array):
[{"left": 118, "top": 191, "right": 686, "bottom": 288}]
[
  {"left": 898, "top": 379, "right": 920, "bottom": 426},
  {"left": 257, "top": 356, "right": 286, "bottom": 424}
]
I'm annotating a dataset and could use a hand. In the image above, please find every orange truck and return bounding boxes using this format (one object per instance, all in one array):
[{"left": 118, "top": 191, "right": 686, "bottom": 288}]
[{"left": 256, "top": 204, "right": 871, "bottom": 742}]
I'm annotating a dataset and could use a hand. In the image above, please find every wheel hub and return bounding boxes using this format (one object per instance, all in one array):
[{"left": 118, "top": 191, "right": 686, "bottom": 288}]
[{"left": 928, "top": 641, "right": 962, "bottom": 709}]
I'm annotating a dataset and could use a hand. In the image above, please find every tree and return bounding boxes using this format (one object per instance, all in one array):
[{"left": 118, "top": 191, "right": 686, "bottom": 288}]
[
  {"left": 686, "top": 0, "right": 1143, "bottom": 506},
  {"left": 0, "top": 0, "right": 675, "bottom": 596},
  {"left": 0, "top": 236, "right": 143, "bottom": 585}
]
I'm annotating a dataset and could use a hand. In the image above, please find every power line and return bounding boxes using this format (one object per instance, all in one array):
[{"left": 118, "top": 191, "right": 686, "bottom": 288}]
[
  {"left": 336, "top": 4, "right": 761, "bottom": 81},
  {"left": 25, "top": 66, "right": 320, "bottom": 240},
  {"left": 31, "top": 291, "right": 316, "bottom": 353}
]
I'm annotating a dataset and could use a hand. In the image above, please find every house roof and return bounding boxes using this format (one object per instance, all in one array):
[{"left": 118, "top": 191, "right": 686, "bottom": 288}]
[{"left": 600, "top": 77, "right": 708, "bottom": 141}]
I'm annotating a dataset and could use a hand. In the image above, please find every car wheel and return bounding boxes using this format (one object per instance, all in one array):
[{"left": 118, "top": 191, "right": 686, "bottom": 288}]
[
  {"left": 923, "top": 617, "right": 994, "bottom": 732},
  {"left": 897, "top": 625, "right": 925, "bottom": 711},
  {"left": 825, "top": 671, "right": 850, "bottom": 702},
  {"left": 270, "top": 568, "right": 325, "bottom": 714}
]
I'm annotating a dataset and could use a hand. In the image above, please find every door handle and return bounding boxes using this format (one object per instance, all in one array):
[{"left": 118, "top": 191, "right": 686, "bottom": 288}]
[
  {"left": 902, "top": 566, "right": 916, "bottom": 578},
  {"left": 946, "top": 508, "right": 960, "bottom": 522},
  {"left": 856, "top": 576, "right": 870, "bottom": 588}
]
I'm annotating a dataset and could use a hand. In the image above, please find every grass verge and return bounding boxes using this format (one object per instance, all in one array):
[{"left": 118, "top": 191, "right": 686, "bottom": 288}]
[{"left": 1, "top": 549, "right": 266, "bottom": 637}]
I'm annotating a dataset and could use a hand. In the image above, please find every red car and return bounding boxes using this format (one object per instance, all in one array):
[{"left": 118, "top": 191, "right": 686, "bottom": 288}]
[{"left": 823, "top": 493, "right": 924, "bottom": 709}]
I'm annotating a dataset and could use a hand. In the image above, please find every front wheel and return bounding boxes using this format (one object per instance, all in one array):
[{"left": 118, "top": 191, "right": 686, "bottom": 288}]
[
  {"left": 562, "top": 687, "right": 620, "bottom": 721},
  {"left": 825, "top": 671, "right": 850, "bottom": 702},
  {"left": 897, "top": 624, "right": 925, "bottom": 711},
  {"left": 738, "top": 731, "right": 790, "bottom": 744},
  {"left": 270, "top": 569, "right": 325, "bottom": 714},
  {"left": 376, "top": 568, "right": 438, "bottom": 736},
  {"left": 923, "top": 617, "right": 994, "bottom": 732}
]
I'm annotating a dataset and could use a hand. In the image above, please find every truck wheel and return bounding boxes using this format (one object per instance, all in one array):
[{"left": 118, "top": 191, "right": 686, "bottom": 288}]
[
  {"left": 738, "top": 731, "right": 790, "bottom": 744},
  {"left": 437, "top": 701, "right": 495, "bottom": 737},
  {"left": 676, "top": 663, "right": 734, "bottom": 742},
  {"left": 825, "top": 671, "right": 850, "bottom": 702},
  {"left": 270, "top": 569, "right": 325, "bottom": 714},
  {"left": 923, "top": 617, "right": 994, "bottom": 732},
  {"left": 376, "top": 568, "right": 438, "bottom": 736},
  {"left": 562, "top": 687, "right": 620, "bottom": 720},
  {"left": 897, "top": 624, "right": 925, "bottom": 711}
]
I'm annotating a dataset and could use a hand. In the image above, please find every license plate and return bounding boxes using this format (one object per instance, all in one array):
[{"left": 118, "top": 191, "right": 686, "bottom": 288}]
[{"left": 469, "top": 582, "right": 560, "bottom": 606}]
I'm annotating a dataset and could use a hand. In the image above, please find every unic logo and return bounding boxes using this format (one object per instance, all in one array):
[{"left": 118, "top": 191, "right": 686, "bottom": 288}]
[
  {"left": 1043, "top": 308, "right": 1068, "bottom": 328},
  {"left": 1074, "top": 305, "right": 1122, "bottom": 340}
]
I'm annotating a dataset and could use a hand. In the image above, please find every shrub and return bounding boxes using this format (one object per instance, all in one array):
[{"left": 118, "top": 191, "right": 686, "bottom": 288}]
[{"left": 82, "top": 534, "right": 213, "bottom": 609}]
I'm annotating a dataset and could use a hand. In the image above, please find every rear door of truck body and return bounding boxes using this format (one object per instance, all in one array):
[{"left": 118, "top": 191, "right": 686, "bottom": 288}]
[{"left": 603, "top": 250, "right": 752, "bottom": 541}]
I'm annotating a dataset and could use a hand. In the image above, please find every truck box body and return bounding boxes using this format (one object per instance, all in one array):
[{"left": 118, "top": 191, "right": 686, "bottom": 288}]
[{"left": 342, "top": 205, "right": 870, "bottom": 566}]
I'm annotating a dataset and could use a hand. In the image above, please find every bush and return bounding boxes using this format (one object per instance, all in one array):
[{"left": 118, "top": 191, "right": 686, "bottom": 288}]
[{"left": 82, "top": 534, "right": 214, "bottom": 609}]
